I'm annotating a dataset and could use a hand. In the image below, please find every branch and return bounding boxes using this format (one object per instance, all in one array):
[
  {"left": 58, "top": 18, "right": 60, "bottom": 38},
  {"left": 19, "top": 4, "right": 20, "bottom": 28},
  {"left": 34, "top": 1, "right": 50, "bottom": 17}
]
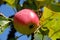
[
  {"left": 31, "top": 33, "right": 34, "bottom": 40},
  {"left": 7, "top": 22, "right": 16, "bottom": 40}
]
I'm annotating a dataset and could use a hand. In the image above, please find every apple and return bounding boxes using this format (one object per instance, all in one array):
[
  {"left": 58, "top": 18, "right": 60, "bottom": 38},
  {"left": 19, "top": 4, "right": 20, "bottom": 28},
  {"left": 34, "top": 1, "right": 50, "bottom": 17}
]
[{"left": 13, "top": 9, "right": 39, "bottom": 35}]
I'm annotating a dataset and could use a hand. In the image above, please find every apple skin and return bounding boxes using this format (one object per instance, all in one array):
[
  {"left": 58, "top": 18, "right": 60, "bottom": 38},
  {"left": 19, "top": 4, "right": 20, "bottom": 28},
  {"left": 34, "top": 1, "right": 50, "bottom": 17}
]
[{"left": 13, "top": 9, "right": 39, "bottom": 35}]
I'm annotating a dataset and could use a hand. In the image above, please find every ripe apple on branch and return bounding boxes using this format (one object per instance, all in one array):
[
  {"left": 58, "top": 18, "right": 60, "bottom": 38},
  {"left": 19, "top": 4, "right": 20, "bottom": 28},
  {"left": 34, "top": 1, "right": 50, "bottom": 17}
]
[{"left": 13, "top": 9, "right": 40, "bottom": 35}]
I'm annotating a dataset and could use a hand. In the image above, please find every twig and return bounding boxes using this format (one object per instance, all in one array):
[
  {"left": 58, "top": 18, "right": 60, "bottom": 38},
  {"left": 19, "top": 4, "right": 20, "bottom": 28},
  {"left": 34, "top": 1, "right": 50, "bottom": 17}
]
[
  {"left": 16, "top": 35, "right": 24, "bottom": 39},
  {"left": 7, "top": 22, "right": 16, "bottom": 40},
  {"left": 31, "top": 33, "right": 34, "bottom": 40}
]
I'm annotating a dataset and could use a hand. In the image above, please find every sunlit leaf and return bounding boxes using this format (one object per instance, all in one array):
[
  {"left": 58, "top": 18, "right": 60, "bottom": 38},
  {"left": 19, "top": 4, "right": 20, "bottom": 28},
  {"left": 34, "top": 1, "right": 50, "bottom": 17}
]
[
  {"left": 50, "top": 30, "right": 60, "bottom": 40},
  {"left": 3, "top": 0, "right": 22, "bottom": 11},
  {"left": 3, "top": 0, "right": 16, "bottom": 7},
  {"left": 40, "top": 6, "right": 60, "bottom": 40},
  {"left": 0, "top": 13, "right": 10, "bottom": 34}
]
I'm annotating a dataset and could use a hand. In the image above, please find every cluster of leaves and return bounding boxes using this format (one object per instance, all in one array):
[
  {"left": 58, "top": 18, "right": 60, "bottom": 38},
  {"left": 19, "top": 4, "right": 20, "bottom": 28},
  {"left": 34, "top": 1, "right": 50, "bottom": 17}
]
[
  {"left": 40, "top": 6, "right": 60, "bottom": 40},
  {"left": 0, "top": 0, "right": 60, "bottom": 40}
]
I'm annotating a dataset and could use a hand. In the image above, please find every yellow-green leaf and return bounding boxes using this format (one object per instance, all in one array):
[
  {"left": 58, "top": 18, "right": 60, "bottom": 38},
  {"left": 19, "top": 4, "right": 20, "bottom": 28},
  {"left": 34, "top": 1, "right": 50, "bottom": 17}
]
[
  {"left": 51, "top": 30, "right": 60, "bottom": 40},
  {"left": 40, "top": 6, "right": 60, "bottom": 40},
  {"left": 0, "top": 13, "right": 10, "bottom": 34},
  {"left": 3, "top": 0, "right": 16, "bottom": 7},
  {"left": 4, "top": 0, "right": 15, "bottom": 5}
]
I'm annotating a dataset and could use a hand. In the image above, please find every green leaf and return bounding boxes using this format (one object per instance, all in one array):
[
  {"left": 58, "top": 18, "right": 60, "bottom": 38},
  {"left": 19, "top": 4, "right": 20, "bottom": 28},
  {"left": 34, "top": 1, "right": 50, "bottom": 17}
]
[
  {"left": 4, "top": 0, "right": 22, "bottom": 11},
  {"left": 23, "top": 1, "right": 37, "bottom": 10},
  {"left": 43, "top": 35, "right": 51, "bottom": 40},
  {"left": 51, "top": 30, "right": 60, "bottom": 40},
  {"left": 3, "top": 0, "right": 17, "bottom": 7},
  {"left": 0, "top": 13, "right": 10, "bottom": 34},
  {"left": 39, "top": 27, "right": 49, "bottom": 35},
  {"left": 34, "top": 33, "right": 43, "bottom": 40},
  {"left": 34, "top": 0, "right": 46, "bottom": 8},
  {"left": 40, "top": 6, "right": 60, "bottom": 40},
  {"left": 34, "top": 32, "right": 51, "bottom": 40},
  {"left": 34, "top": 0, "right": 52, "bottom": 9},
  {"left": 47, "top": 3, "right": 60, "bottom": 12}
]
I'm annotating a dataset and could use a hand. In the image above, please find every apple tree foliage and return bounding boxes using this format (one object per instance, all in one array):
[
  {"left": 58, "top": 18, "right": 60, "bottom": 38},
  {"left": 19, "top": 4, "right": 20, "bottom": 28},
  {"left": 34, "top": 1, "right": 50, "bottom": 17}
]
[{"left": 0, "top": 0, "right": 60, "bottom": 40}]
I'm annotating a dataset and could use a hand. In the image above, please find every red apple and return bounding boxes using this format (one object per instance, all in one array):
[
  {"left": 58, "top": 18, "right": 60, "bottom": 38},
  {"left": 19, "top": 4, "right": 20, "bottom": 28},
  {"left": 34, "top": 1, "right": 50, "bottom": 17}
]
[{"left": 13, "top": 9, "right": 39, "bottom": 35}]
